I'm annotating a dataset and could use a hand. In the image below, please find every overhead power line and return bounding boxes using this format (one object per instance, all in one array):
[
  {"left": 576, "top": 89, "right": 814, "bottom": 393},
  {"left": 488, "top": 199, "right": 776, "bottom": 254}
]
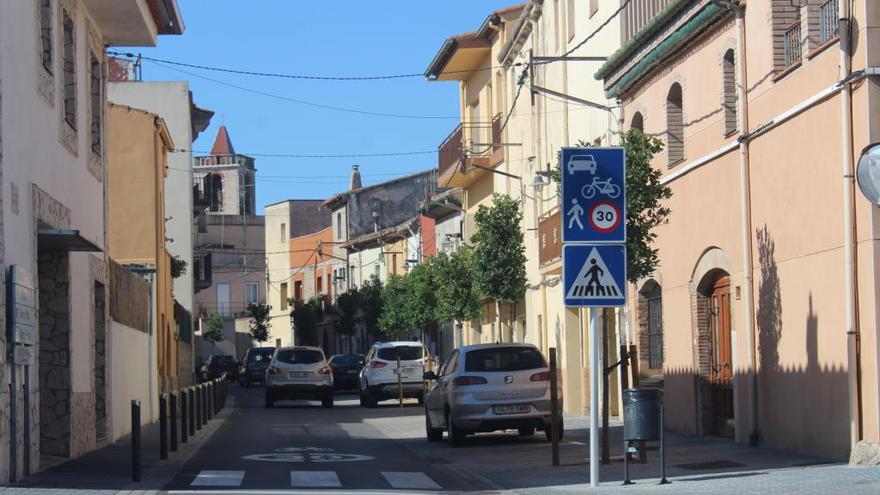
[
  {"left": 169, "top": 148, "right": 436, "bottom": 158},
  {"left": 108, "top": 51, "right": 517, "bottom": 81}
]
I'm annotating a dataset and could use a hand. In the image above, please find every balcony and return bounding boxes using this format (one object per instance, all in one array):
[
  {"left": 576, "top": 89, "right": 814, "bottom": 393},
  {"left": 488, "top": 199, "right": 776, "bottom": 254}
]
[
  {"left": 83, "top": 0, "right": 184, "bottom": 47},
  {"left": 783, "top": 21, "right": 802, "bottom": 68},
  {"left": 436, "top": 114, "right": 503, "bottom": 189},
  {"left": 538, "top": 207, "right": 562, "bottom": 270}
]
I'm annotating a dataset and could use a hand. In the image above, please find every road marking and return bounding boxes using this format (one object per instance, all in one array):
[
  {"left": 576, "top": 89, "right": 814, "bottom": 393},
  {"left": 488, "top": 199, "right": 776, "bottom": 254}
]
[
  {"left": 291, "top": 470, "right": 342, "bottom": 488},
  {"left": 381, "top": 471, "right": 441, "bottom": 490},
  {"left": 190, "top": 470, "right": 245, "bottom": 487}
]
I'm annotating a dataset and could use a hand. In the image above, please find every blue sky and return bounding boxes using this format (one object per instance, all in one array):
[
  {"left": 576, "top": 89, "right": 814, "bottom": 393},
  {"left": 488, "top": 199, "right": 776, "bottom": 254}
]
[{"left": 134, "top": 1, "right": 516, "bottom": 213}]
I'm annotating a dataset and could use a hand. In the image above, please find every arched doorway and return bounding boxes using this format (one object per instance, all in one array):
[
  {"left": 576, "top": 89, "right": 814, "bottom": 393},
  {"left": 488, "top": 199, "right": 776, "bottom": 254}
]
[{"left": 706, "top": 273, "right": 734, "bottom": 437}]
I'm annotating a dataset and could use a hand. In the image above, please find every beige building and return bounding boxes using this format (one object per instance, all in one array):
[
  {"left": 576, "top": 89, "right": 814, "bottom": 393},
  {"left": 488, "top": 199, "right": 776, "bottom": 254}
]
[{"left": 597, "top": 0, "right": 880, "bottom": 461}]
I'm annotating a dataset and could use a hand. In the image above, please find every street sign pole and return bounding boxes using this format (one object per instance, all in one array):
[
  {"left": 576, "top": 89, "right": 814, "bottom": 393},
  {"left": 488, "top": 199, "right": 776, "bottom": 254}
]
[{"left": 589, "top": 308, "right": 599, "bottom": 487}]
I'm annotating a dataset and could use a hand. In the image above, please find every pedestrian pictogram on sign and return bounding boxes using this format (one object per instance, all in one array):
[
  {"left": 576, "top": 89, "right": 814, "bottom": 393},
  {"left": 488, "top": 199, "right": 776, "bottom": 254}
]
[{"left": 563, "top": 244, "right": 626, "bottom": 307}]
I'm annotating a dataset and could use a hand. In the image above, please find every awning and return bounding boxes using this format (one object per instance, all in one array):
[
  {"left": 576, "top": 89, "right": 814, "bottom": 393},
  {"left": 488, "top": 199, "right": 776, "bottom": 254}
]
[{"left": 37, "top": 229, "right": 102, "bottom": 252}]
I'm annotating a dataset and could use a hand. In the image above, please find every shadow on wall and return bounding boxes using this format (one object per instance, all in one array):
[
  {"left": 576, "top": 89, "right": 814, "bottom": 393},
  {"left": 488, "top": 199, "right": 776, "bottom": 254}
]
[{"left": 664, "top": 227, "right": 849, "bottom": 459}]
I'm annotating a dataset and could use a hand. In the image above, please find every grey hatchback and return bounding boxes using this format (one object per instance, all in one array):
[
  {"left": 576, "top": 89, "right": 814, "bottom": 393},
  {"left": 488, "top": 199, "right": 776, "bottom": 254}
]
[{"left": 423, "top": 343, "right": 563, "bottom": 447}]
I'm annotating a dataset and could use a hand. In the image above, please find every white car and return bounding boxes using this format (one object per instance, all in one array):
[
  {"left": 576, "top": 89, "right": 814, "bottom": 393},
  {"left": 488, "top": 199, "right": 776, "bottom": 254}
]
[
  {"left": 359, "top": 341, "right": 430, "bottom": 407},
  {"left": 567, "top": 155, "right": 598, "bottom": 175},
  {"left": 265, "top": 346, "right": 334, "bottom": 408}
]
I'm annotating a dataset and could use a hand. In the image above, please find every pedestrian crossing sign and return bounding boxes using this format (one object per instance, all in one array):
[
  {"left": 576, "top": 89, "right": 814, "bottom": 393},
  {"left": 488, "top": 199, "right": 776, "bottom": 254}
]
[{"left": 563, "top": 244, "right": 626, "bottom": 307}]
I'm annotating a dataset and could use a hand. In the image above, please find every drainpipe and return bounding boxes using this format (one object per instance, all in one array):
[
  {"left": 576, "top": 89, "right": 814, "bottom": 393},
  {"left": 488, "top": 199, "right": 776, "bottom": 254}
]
[
  {"left": 733, "top": 5, "right": 759, "bottom": 447},
  {"left": 838, "top": 0, "right": 861, "bottom": 451}
]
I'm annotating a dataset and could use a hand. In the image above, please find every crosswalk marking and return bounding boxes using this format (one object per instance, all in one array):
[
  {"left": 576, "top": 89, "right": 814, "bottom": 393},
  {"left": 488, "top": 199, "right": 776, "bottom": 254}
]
[
  {"left": 190, "top": 470, "right": 245, "bottom": 487},
  {"left": 381, "top": 471, "right": 441, "bottom": 490},
  {"left": 291, "top": 470, "right": 342, "bottom": 488}
]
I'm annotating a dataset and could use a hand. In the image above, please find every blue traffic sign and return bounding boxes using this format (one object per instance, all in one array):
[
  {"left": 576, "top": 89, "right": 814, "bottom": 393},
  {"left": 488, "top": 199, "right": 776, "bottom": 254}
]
[
  {"left": 563, "top": 244, "right": 627, "bottom": 307},
  {"left": 561, "top": 147, "right": 626, "bottom": 244}
]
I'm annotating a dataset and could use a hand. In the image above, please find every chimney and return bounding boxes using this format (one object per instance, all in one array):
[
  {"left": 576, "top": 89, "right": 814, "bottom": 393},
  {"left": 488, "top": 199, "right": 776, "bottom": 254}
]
[{"left": 350, "top": 164, "right": 362, "bottom": 191}]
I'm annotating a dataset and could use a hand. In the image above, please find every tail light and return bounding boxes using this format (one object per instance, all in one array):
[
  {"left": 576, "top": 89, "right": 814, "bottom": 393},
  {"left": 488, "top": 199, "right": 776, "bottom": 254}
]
[
  {"left": 368, "top": 361, "right": 387, "bottom": 368},
  {"left": 530, "top": 371, "right": 551, "bottom": 382},
  {"left": 331, "top": 367, "right": 341, "bottom": 373},
  {"left": 267, "top": 366, "right": 281, "bottom": 375},
  {"left": 319, "top": 366, "right": 332, "bottom": 375},
  {"left": 453, "top": 376, "right": 488, "bottom": 386}
]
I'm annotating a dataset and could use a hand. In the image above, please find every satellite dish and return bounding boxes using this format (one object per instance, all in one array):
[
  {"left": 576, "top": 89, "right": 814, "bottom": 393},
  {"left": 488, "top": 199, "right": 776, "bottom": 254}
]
[{"left": 856, "top": 143, "right": 880, "bottom": 205}]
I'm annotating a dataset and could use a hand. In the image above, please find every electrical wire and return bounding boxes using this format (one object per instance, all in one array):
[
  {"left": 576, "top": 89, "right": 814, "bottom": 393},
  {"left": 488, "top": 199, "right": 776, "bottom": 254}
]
[
  {"left": 171, "top": 148, "right": 437, "bottom": 158},
  {"left": 145, "top": 59, "right": 458, "bottom": 120}
]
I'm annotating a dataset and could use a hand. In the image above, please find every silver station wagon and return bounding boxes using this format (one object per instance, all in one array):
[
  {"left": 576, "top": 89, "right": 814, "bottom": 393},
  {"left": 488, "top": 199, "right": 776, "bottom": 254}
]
[{"left": 423, "top": 343, "right": 563, "bottom": 447}]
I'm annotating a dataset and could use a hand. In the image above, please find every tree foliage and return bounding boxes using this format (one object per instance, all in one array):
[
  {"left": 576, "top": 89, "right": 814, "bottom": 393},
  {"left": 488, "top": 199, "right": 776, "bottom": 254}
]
[
  {"left": 335, "top": 290, "right": 359, "bottom": 339},
  {"left": 433, "top": 245, "right": 482, "bottom": 323},
  {"left": 358, "top": 276, "right": 384, "bottom": 338},
  {"left": 472, "top": 194, "right": 527, "bottom": 305},
  {"left": 170, "top": 255, "right": 188, "bottom": 279},
  {"left": 203, "top": 313, "right": 225, "bottom": 345},
  {"left": 247, "top": 303, "right": 272, "bottom": 343},
  {"left": 291, "top": 296, "right": 324, "bottom": 346},
  {"left": 378, "top": 274, "right": 415, "bottom": 337}
]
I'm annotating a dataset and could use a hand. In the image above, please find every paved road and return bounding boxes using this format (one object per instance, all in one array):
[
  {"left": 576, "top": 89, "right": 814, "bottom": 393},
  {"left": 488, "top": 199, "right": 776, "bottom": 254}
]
[{"left": 163, "top": 385, "right": 495, "bottom": 493}]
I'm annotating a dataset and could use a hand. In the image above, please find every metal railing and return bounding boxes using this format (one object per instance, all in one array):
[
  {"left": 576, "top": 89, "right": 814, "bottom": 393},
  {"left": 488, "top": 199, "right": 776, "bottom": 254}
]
[
  {"left": 819, "top": 0, "right": 838, "bottom": 45},
  {"left": 784, "top": 21, "right": 802, "bottom": 68},
  {"left": 438, "top": 124, "right": 463, "bottom": 179}
]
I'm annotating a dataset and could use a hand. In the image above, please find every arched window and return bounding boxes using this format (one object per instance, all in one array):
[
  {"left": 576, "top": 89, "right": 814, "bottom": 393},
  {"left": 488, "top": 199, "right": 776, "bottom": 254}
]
[
  {"left": 631, "top": 111, "right": 644, "bottom": 133},
  {"left": 722, "top": 50, "right": 738, "bottom": 135},
  {"left": 205, "top": 173, "right": 223, "bottom": 212},
  {"left": 666, "top": 83, "right": 684, "bottom": 165},
  {"left": 639, "top": 280, "right": 664, "bottom": 370},
  {"left": 337, "top": 212, "right": 342, "bottom": 239}
]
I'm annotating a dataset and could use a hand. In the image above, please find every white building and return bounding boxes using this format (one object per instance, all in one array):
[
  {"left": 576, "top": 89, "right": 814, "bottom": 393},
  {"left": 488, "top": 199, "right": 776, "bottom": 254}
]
[{"left": 0, "top": 0, "right": 183, "bottom": 483}]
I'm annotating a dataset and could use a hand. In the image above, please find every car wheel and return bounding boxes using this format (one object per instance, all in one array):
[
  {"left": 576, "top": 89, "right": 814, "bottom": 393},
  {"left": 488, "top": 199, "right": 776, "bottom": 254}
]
[
  {"left": 545, "top": 418, "right": 564, "bottom": 442},
  {"left": 426, "top": 410, "right": 443, "bottom": 442},
  {"left": 446, "top": 412, "right": 465, "bottom": 447},
  {"left": 322, "top": 394, "right": 334, "bottom": 408},
  {"left": 359, "top": 390, "right": 367, "bottom": 407},
  {"left": 518, "top": 427, "right": 535, "bottom": 437},
  {"left": 365, "top": 388, "right": 378, "bottom": 408},
  {"left": 264, "top": 391, "right": 274, "bottom": 408},
  {"left": 417, "top": 392, "right": 425, "bottom": 406}
]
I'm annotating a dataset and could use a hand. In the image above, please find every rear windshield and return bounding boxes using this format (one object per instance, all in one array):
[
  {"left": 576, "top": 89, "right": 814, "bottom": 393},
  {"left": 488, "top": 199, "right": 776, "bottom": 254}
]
[
  {"left": 331, "top": 355, "right": 364, "bottom": 366},
  {"left": 248, "top": 348, "right": 274, "bottom": 363},
  {"left": 465, "top": 347, "right": 546, "bottom": 372},
  {"left": 275, "top": 349, "right": 323, "bottom": 365},
  {"left": 212, "top": 356, "right": 234, "bottom": 365},
  {"left": 377, "top": 346, "right": 423, "bottom": 361}
]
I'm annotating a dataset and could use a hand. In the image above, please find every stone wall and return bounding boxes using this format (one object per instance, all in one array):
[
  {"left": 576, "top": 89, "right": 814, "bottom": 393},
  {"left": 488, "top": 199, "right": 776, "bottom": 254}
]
[
  {"left": 38, "top": 250, "right": 71, "bottom": 457},
  {"left": 69, "top": 392, "right": 95, "bottom": 458}
]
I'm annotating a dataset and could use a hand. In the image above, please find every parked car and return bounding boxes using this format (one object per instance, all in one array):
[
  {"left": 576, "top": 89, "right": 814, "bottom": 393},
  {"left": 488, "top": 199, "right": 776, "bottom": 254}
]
[
  {"left": 359, "top": 341, "right": 429, "bottom": 408},
  {"left": 200, "top": 355, "right": 239, "bottom": 382},
  {"left": 423, "top": 343, "right": 563, "bottom": 447},
  {"left": 265, "top": 346, "right": 333, "bottom": 408},
  {"left": 329, "top": 354, "right": 365, "bottom": 391},
  {"left": 238, "top": 346, "right": 276, "bottom": 387}
]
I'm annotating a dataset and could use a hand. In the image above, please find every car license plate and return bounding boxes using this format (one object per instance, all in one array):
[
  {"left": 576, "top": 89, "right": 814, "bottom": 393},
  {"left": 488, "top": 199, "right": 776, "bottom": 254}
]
[
  {"left": 287, "top": 372, "right": 309, "bottom": 379},
  {"left": 494, "top": 404, "right": 530, "bottom": 415}
]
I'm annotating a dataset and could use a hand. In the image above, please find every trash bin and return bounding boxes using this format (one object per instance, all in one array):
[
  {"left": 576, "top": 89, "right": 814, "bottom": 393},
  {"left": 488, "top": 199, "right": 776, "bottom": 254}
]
[{"left": 622, "top": 388, "right": 662, "bottom": 441}]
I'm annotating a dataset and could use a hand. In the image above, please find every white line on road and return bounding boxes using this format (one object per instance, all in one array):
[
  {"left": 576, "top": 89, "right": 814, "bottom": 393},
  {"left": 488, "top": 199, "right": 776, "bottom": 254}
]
[
  {"left": 291, "top": 470, "right": 342, "bottom": 488},
  {"left": 190, "top": 470, "right": 246, "bottom": 487},
  {"left": 381, "top": 471, "right": 441, "bottom": 490}
]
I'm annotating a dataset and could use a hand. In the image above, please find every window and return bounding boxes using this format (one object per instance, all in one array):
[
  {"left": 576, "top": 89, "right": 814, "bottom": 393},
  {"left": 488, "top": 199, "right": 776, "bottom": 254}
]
[
  {"left": 205, "top": 174, "right": 223, "bottom": 212},
  {"left": 62, "top": 10, "right": 76, "bottom": 129},
  {"left": 336, "top": 212, "right": 342, "bottom": 239},
  {"left": 216, "top": 283, "right": 230, "bottom": 317},
  {"left": 280, "top": 283, "right": 288, "bottom": 310},
  {"left": 722, "top": 50, "right": 738, "bottom": 135},
  {"left": 567, "top": 0, "right": 576, "bottom": 40},
  {"left": 275, "top": 349, "right": 324, "bottom": 365},
  {"left": 465, "top": 347, "right": 546, "bottom": 372},
  {"left": 819, "top": 0, "right": 839, "bottom": 45},
  {"left": 646, "top": 285, "right": 664, "bottom": 369},
  {"left": 246, "top": 283, "right": 259, "bottom": 306},
  {"left": 316, "top": 276, "right": 322, "bottom": 294},
  {"left": 631, "top": 112, "right": 644, "bottom": 133},
  {"left": 589, "top": 0, "right": 599, "bottom": 18},
  {"left": 377, "top": 346, "right": 424, "bottom": 361},
  {"left": 666, "top": 83, "right": 684, "bottom": 165},
  {"left": 89, "top": 55, "right": 102, "bottom": 155},
  {"left": 553, "top": 0, "right": 560, "bottom": 53},
  {"left": 39, "top": 0, "right": 53, "bottom": 74},
  {"left": 294, "top": 281, "right": 303, "bottom": 301},
  {"left": 772, "top": 3, "right": 802, "bottom": 71},
  {"left": 280, "top": 222, "right": 286, "bottom": 242}
]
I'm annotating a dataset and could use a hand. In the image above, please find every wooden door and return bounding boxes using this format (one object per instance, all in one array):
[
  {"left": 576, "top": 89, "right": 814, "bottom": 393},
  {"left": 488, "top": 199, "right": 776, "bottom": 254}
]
[{"left": 709, "top": 276, "right": 734, "bottom": 435}]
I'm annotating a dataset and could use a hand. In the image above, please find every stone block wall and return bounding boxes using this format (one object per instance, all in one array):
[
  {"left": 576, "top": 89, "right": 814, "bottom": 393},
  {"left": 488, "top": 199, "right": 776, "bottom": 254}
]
[{"left": 38, "top": 250, "right": 71, "bottom": 457}]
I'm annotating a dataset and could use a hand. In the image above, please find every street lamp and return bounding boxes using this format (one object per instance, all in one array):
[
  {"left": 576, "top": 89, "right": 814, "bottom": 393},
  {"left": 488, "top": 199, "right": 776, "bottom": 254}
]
[
  {"left": 856, "top": 143, "right": 880, "bottom": 205},
  {"left": 531, "top": 171, "right": 553, "bottom": 192}
]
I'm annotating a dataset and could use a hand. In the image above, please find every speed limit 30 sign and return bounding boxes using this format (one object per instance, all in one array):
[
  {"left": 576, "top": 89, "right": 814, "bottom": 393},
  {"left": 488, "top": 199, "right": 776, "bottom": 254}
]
[{"left": 589, "top": 201, "right": 622, "bottom": 233}]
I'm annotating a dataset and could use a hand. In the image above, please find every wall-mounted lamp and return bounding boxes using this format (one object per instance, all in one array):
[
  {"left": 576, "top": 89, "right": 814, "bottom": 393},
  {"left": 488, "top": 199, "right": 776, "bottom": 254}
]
[{"left": 531, "top": 170, "right": 553, "bottom": 192}]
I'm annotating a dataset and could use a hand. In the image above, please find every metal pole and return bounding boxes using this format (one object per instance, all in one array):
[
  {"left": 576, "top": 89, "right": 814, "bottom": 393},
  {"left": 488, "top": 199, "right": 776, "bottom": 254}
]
[
  {"left": 23, "top": 367, "right": 31, "bottom": 476},
  {"left": 201, "top": 385, "right": 208, "bottom": 425},
  {"left": 170, "top": 392, "right": 178, "bottom": 452},
  {"left": 397, "top": 356, "right": 403, "bottom": 408},
  {"left": 549, "top": 347, "right": 560, "bottom": 466},
  {"left": 207, "top": 382, "right": 213, "bottom": 420},
  {"left": 8, "top": 380, "right": 16, "bottom": 483},
  {"left": 195, "top": 386, "right": 202, "bottom": 431},
  {"left": 188, "top": 387, "right": 195, "bottom": 436},
  {"left": 180, "top": 390, "right": 188, "bottom": 444},
  {"left": 159, "top": 393, "right": 168, "bottom": 460},
  {"left": 623, "top": 439, "right": 632, "bottom": 485},
  {"left": 131, "top": 400, "right": 142, "bottom": 482},
  {"left": 659, "top": 402, "right": 670, "bottom": 484},
  {"left": 589, "top": 309, "right": 599, "bottom": 487}
]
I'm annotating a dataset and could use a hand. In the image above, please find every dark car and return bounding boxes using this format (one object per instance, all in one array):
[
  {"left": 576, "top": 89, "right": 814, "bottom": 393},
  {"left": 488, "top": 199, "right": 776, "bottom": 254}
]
[
  {"left": 200, "top": 355, "right": 238, "bottom": 382},
  {"left": 238, "top": 346, "right": 276, "bottom": 387},
  {"left": 330, "top": 354, "right": 365, "bottom": 391}
]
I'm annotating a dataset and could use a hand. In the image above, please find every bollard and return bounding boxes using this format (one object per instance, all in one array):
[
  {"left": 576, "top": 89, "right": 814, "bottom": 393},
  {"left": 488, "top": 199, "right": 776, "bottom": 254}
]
[
  {"left": 207, "top": 382, "right": 214, "bottom": 420},
  {"left": 159, "top": 393, "right": 168, "bottom": 460},
  {"left": 180, "top": 390, "right": 188, "bottom": 444},
  {"left": 170, "top": 392, "right": 178, "bottom": 452},
  {"left": 131, "top": 400, "right": 142, "bottom": 482},
  {"left": 195, "top": 386, "right": 203, "bottom": 431},
  {"left": 201, "top": 385, "right": 208, "bottom": 426},
  {"left": 189, "top": 387, "right": 196, "bottom": 435}
]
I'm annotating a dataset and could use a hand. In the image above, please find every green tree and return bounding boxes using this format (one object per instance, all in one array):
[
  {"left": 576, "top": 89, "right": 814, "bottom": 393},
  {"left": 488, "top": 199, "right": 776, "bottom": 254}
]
[
  {"left": 203, "top": 313, "right": 225, "bottom": 350},
  {"left": 433, "top": 245, "right": 483, "bottom": 323},
  {"left": 291, "top": 297, "right": 323, "bottom": 346},
  {"left": 335, "top": 289, "right": 360, "bottom": 350},
  {"left": 472, "top": 194, "right": 527, "bottom": 328},
  {"left": 246, "top": 303, "right": 272, "bottom": 343},
  {"left": 378, "top": 274, "right": 413, "bottom": 337},
  {"left": 406, "top": 261, "right": 438, "bottom": 329},
  {"left": 359, "top": 276, "right": 384, "bottom": 340}
]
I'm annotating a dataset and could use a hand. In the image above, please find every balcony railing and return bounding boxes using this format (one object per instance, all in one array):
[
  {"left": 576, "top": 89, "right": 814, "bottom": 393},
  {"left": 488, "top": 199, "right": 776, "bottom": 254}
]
[
  {"left": 819, "top": 0, "right": 838, "bottom": 45},
  {"left": 438, "top": 124, "right": 463, "bottom": 181},
  {"left": 538, "top": 207, "right": 562, "bottom": 267},
  {"left": 783, "top": 21, "right": 802, "bottom": 68}
]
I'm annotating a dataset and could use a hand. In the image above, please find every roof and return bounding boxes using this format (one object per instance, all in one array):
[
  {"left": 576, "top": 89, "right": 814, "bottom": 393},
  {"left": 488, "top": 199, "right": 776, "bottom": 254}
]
[
  {"left": 341, "top": 217, "right": 419, "bottom": 250},
  {"left": 322, "top": 169, "right": 437, "bottom": 209},
  {"left": 210, "top": 125, "right": 235, "bottom": 155}
]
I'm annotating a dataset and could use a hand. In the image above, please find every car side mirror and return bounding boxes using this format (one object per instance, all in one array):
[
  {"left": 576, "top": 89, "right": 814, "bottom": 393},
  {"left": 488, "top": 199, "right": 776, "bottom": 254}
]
[{"left": 423, "top": 371, "right": 438, "bottom": 381}]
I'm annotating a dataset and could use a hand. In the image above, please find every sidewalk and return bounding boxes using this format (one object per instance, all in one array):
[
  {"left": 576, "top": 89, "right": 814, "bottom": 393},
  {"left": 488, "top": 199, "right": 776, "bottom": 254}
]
[{"left": 1, "top": 395, "right": 233, "bottom": 494}]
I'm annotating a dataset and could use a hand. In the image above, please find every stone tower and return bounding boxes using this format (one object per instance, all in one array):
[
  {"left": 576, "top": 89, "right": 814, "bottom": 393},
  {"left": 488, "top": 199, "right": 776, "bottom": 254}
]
[{"left": 193, "top": 126, "right": 256, "bottom": 216}]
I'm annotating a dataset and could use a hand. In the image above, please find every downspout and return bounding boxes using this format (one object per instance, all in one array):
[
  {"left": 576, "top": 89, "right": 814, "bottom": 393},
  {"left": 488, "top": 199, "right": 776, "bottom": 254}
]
[
  {"left": 839, "top": 0, "right": 861, "bottom": 451},
  {"left": 733, "top": 5, "right": 759, "bottom": 447}
]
